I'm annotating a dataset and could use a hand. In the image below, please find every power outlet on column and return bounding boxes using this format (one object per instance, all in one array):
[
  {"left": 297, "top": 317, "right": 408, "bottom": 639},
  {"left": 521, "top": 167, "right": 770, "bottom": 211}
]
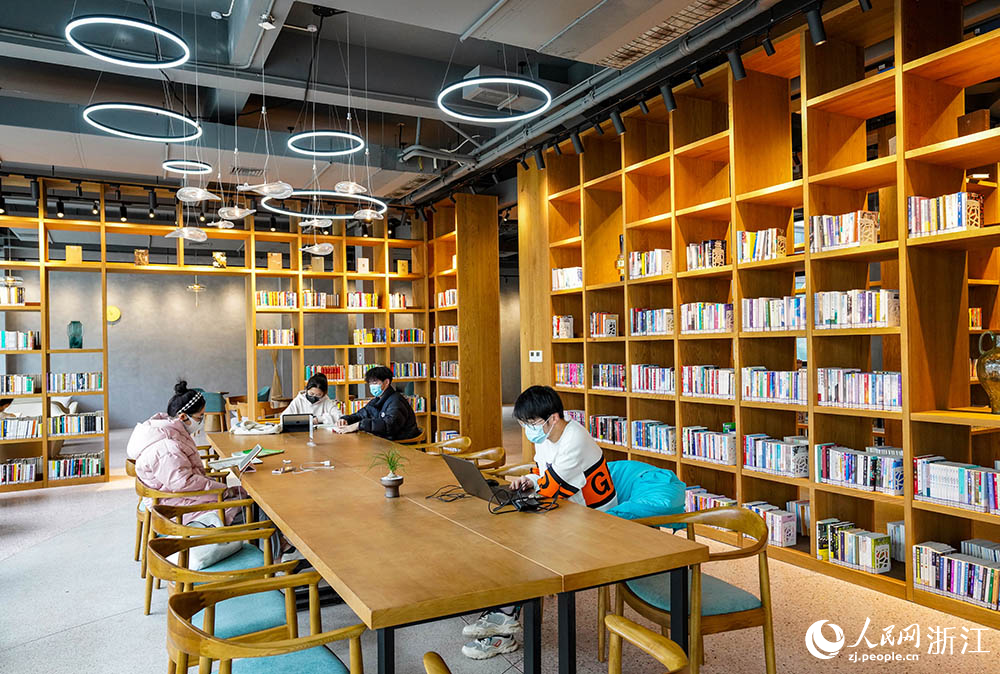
[{"left": 528, "top": 350, "right": 543, "bottom": 363}]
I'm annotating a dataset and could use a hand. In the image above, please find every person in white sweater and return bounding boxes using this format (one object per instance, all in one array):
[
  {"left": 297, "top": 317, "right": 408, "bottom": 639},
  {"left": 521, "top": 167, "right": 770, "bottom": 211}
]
[{"left": 280, "top": 373, "right": 342, "bottom": 425}]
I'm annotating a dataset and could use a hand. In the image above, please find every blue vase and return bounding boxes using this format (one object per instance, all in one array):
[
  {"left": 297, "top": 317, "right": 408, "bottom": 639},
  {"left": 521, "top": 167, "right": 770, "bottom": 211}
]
[{"left": 68, "top": 321, "right": 83, "bottom": 349}]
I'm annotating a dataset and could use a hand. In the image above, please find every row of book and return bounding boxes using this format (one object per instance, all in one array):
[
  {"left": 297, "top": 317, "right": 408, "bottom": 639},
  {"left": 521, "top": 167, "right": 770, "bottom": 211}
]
[
  {"left": 0, "top": 456, "right": 42, "bottom": 484},
  {"left": 436, "top": 325, "right": 458, "bottom": 343},
  {"left": 592, "top": 364, "right": 626, "bottom": 391},
  {"left": 741, "top": 367, "right": 807, "bottom": 405},
  {"left": 434, "top": 360, "right": 459, "bottom": 379},
  {"left": 914, "top": 456, "right": 1000, "bottom": 514},
  {"left": 816, "top": 518, "right": 892, "bottom": 575},
  {"left": 682, "top": 425, "right": 737, "bottom": 465},
  {"left": 907, "top": 191, "right": 983, "bottom": 238},
  {"left": 388, "top": 293, "right": 408, "bottom": 310},
  {"left": 408, "top": 395, "right": 426, "bottom": 413},
  {"left": 390, "top": 329, "right": 424, "bottom": 344},
  {"left": 0, "top": 415, "right": 42, "bottom": 440},
  {"left": 809, "top": 210, "right": 879, "bottom": 253},
  {"left": 631, "top": 308, "right": 673, "bottom": 336},
  {"left": 255, "top": 290, "right": 297, "bottom": 308},
  {"left": 0, "top": 287, "right": 26, "bottom": 305},
  {"left": 302, "top": 290, "right": 337, "bottom": 308},
  {"left": 735, "top": 228, "right": 786, "bottom": 264},
  {"left": 631, "top": 364, "right": 675, "bottom": 395},
  {"left": 348, "top": 364, "right": 377, "bottom": 380},
  {"left": 814, "top": 289, "right": 900, "bottom": 329},
  {"left": 590, "top": 414, "right": 627, "bottom": 446},
  {"left": 0, "top": 374, "right": 40, "bottom": 395},
  {"left": 743, "top": 501, "right": 797, "bottom": 547},
  {"left": 816, "top": 368, "right": 902, "bottom": 411},
  {"left": 686, "top": 239, "right": 727, "bottom": 271},
  {"left": 887, "top": 521, "right": 906, "bottom": 563},
  {"left": 392, "top": 361, "right": 427, "bottom": 379},
  {"left": 741, "top": 295, "right": 807, "bottom": 332},
  {"left": 48, "top": 452, "right": 103, "bottom": 480},
  {"left": 47, "top": 372, "right": 102, "bottom": 393},
  {"left": 680, "top": 302, "right": 733, "bottom": 334},
  {"left": 436, "top": 289, "right": 458, "bottom": 308},
  {"left": 256, "top": 329, "right": 296, "bottom": 346},
  {"left": 346, "top": 292, "right": 380, "bottom": 308},
  {"left": 681, "top": 365, "right": 735, "bottom": 399},
  {"left": 913, "top": 540, "right": 1000, "bottom": 610},
  {"left": 333, "top": 399, "right": 367, "bottom": 415},
  {"left": 742, "top": 434, "right": 809, "bottom": 478},
  {"left": 631, "top": 420, "right": 675, "bottom": 455},
  {"left": 439, "top": 394, "right": 460, "bottom": 416},
  {"left": 629, "top": 249, "right": 672, "bottom": 279},
  {"left": 555, "top": 363, "right": 585, "bottom": 388},
  {"left": 553, "top": 315, "right": 575, "bottom": 339},
  {"left": 552, "top": 266, "right": 584, "bottom": 291},
  {"left": 353, "top": 329, "right": 386, "bottom": 345},
  {"left": 49, "top": 412, "right": 104, "bottom": 436},
  {"left": 590, "top": 312, "right": 619, "bottom": 338},
  {"left": 971, "top": 307, "right": 983, "bottom": 329},
  {"left": 305, "top": 364, "right": 344, "bottom": 381},
  {"left": 565, "top": 409, "right": 586, "bottom": 425},
  {"left": 685, "top": 487, "right": 736, "bottom": 513},
  {"left": 0, "top": 330, "right": 40, "bottom": 351},
  {"left": 815, "top": 444, "right": 904, "bottom": 495}
]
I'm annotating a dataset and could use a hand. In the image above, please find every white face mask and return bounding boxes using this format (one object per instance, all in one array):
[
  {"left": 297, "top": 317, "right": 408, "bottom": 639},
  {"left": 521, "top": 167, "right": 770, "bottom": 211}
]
[{"left": 183, "top": 416, "right": 204, "bottom": 436}]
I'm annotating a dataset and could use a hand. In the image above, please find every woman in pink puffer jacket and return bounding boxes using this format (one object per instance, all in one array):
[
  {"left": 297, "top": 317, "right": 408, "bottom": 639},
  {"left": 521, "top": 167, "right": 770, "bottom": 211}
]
[{"left": 127, "top": 381, "right": 244, "bottom": 524}]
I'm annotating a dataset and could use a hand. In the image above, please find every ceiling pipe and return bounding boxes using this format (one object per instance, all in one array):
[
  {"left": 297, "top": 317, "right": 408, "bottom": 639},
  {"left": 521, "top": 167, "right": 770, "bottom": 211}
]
[
  {"left": 460, "top": 0, "right": 511, "bottom": 42},
  {"left": 442, "top": 120, "right": 482, "bottom": 149},
  {"left": 399, "top": 145, "right": 476, "bottom": 167}
]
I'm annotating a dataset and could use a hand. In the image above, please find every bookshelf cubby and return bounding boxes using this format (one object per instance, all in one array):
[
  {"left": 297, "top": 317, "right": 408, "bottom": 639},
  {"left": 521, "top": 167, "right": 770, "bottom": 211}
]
[{"left": 519, "top": 0, "right": 1000, "bottom": 627}]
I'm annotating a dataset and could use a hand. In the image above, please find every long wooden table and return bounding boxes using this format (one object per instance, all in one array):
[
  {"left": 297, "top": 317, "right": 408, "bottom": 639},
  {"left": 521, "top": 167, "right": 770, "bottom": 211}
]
[{"left": 209, "top": 430, "right": 708, "bottom": 674}]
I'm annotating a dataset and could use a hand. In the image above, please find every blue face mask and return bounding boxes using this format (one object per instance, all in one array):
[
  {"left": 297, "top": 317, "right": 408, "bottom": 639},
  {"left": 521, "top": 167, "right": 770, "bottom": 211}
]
[
  {"left": 523, "top": 419, "right": 551, "bottom": 444},
  {"left": 369, "top": 383, "right": 383, "bottom": 397}
]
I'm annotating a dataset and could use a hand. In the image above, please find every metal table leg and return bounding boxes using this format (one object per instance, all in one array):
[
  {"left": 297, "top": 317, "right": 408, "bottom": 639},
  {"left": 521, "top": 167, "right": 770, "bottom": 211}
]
[
  {"left": 377, "top": 627, "right": 395, "bottom": 674},
  {"left": 522, "top": 598, "right": 542, "bottom": 674},
  {"left": 670, "top": 566, "right": 689, "bottom": 654},
  {"left": 558, "top": 591, "right": 576, "bottom": 674}
]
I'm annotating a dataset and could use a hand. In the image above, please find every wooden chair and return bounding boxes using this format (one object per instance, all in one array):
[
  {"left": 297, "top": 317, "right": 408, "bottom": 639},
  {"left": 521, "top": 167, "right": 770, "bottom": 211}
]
[
  {"left": 602, "top": 506, "right": 775, "bottom": 674},
  {"left": 125, "top": 459, "right": 144, "bottom": 563},
  {"left": 167, "top": 572, "right": 365, "bottom": 674},
  {"left": 406, "top": 435, "right": 472, "bottom": 453},
  {"left": 604, "top": 615, "right": 688, "bottom": 674},
  {"left": 450, "top": 446, "right": 506, "bottom": 471},
  {"left": 397, "top": 428, "right": 426, "bottom": 445},
  {"left": 423, "top": 652, "right": 452, "bottom": 674},
  {"left": 482, "top": 462, "right": 535, "bottom": 479},
  {"left": 225, "top": 395, "right": 247, "bottom": 423}
]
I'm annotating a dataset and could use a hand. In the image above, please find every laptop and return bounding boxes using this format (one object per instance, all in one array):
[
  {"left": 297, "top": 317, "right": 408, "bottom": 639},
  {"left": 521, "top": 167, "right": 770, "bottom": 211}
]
[
  {"left": 282, "top": 414, "right": 311, "bottom": 433},
  {"left": 442, "top": 454, "right": 524, "bottom": 502}
]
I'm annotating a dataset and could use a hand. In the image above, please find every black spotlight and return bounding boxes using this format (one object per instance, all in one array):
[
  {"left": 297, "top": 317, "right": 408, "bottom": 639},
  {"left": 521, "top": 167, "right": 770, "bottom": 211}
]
[
  {"left": 270, "top": 214, "right": 277, "bottom": 231},
  {"left": 30, "top": 179, "right": 40, "bottom": 202},
  {"left": 56, "top": 199, "right": 65, "bottom": 218},
  {"left": 610, "top": 110, "right": 626, "bottom": 135},
  {"left": 75, "top": 182, "right": 83, "bottom": 198},
  {"left": 532, "top": 146, "right": 546, "bottom": 170},
  {"left": 638, "top": 99, "right": 650, "bottom": 115},
  {"left": 552, "top": 141, "right": 563, "bottom": 156},
  {"left": 659, "top": 83, "right": 677, "bottom": 112},
  {"left": 0, "top": 196, "right": 5, "bottom": 215},
  {"left": 414, "top": 208, "right": 424, "bottom": 222},
  {"left": 805, "top": 6, "right": 826, "bottom": 46},
  {"left": 198, "top": 205, "right": 206, "bottom": 222},
  {"left": 691, "top": 70, "right": 704, "bottom": 88},
  {"left": 91, "top": 200, "right": 99, "bottom": 215},
  {"left": 518, "top": 156, "right": 530, "bottom": 171},
  {"left": 148, "top": 190, "right": 157, "bottom": 218},
  {"left": 571, "top": 131, "right": 585, "bottom": 154},
  {"left": 449, "top": 194, "right": 457, "bottom": 204},
  {"left": 469, "top": 184, "right": 478, "bottom": 195},
  {"left": 726, "top": 47, "right": 747, "bottom": 81},
  {"left": 492, "top": 172, "right": 501, "bottom": 183},
  {"left": 429, "top": 204, "right": 437, "bottom": 214},
  {"left": 592, "top": 120, "right": 605, "bottom": 135},
  {"left": 119, "top": 204, "right": 127, "bottom": 222},
  {"left": 762, "top": 35, "right": 776, "bottom": 56},
  {"left": 858, "top": 0, "right": 872, "bottom": 11}
]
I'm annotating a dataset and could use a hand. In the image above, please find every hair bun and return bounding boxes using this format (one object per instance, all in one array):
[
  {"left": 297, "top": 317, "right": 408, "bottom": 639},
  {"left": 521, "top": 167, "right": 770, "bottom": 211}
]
[{"left": 174, "top": 380, "right": 189, "bottom": 395}]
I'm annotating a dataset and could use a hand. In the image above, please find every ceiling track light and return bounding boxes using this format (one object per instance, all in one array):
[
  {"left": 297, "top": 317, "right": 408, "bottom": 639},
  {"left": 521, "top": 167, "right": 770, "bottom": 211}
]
[
  {"left": 148, "top": 190, "right": 157, "bottom": 218},
  {"left": 74, "top": 182, "right": 83, "bottom": 198},
  {"left": 518, "top": 156, "right": 530, "bottom": 171},
  {"left": 532, "top": 146, "right": 546, "bottom": 170},
  {"left": 659, "top": 83, "right": 677, "bottom": 112},
  {"left": 805, "top": 6, "right": 827, "bottom": 46},
  {"left": 119, "top": 204, "right": 127, "bottom": 222},
  {"left": 726, "top": 47, "right": 747, "bottom": 81},
  {"left": 30, "top": 179, "right": 40, "bottom": 202},
  {"left": 0, "top": 196, "right": 5, "bottom": 216},
  {"left": 491, "top": 173, "right": 501, "bottom": 184},
  {"left": 691, "top": 70, "right": 704, "bottom": 88},
  {"left": 552, "top": 141, "right": 563, "bottom": 156},
  {"left": 610, "top": 110, "right": 626, "bottom": 136},
  {"left": 449, "top": 194, "right": 457, "bottom": 204},
  {"left": 858, "top": 0, "right": 872, "bottom": 11},
  {"left": 91, "top": 200, "right": 99, "bottom": 215},
  {"left": 593, "top": 120, "right": 605, "bottom": 135},
  {"left": 270, "top": 214, "right": 277, "bottom": 231},
  {"left": 56, "top": 199, "right": 65, "bottom": 218},
  {"left": 638, "top": 99, "right": 650, "bottom": 115},
  {"left": 199, "top": 206, "right": 207, "bottom": 222},
  {"left": 571, "top": 131, "right": 585, "bottom": 155},
  {"left": 429, "top": 204, "right": 437, "bottom": 214},
  {"left": 762, "top": 35, "right": 776, "bottom": 56}
]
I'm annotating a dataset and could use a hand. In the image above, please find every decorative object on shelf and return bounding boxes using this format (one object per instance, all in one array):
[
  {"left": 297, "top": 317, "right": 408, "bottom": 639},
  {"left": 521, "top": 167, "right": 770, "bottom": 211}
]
[
  {"left": 82, "top": 103, "right": 202, "bottom": 143},
  {"left": 67, "top": 321, "right": 83, "bottom": 349},
  {"left": 65, "top": 15, "right": 191, "bottom": 69},
  {"left": 186, "top": 277, "right": 206, "bottom": 307},
  {"left": 311, "top": 256, "right": 325, "bottom": 272},
  {"left": 397, "top": 260, "right": 409, "bottom": 275},
  {"left": 436, "top": 75, "right": 552, "bottom": 123},
  {"left": 266, "top": 252, "right": 283, "bottom": 270},
  {"left": 65, "top": 245, "right": 83, "bottom": 264},
  {"left": 165, "top": 226, "right": 208, "bottom": 242},
  {"left": 369, "top": 447, "right": 407, "bottom": 498},
  {"left": 357, "top": 258, "right": 370, "bottom": 273},
  {"left": 133, "top": 249, "right": 149, "bottom": 266},
  {"left": 976, "top": 331, "right": 1000, "bottom": 413},
  {"left": 106, "top": 306, "right": 121, "bottom": 324},
  {"left": 212, "top": 252, "right": 227, "bottom": 269}
]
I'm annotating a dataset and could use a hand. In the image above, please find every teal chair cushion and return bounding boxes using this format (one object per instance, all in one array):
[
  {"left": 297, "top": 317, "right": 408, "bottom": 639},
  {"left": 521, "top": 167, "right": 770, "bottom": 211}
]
[
  {"left": 626, "top": 573, "right": 762, "bottom": 617},
  {"left": 257, "top": 386, "right": 271, "bottom": 402},
  {"left": 191, "top": 388, "right": 225, "bottom": 413},
  {"left": 192, "top": 590, "right": 286, "bottom": 639},
  {"left": 605, "top": 460, "right": 685, "bottom": 524},
  {"left": 202, "top": 543, "right": 266, "bottom": 574},
  {"left": 232, "top": 646, "right": 349, "bottom": 674}
]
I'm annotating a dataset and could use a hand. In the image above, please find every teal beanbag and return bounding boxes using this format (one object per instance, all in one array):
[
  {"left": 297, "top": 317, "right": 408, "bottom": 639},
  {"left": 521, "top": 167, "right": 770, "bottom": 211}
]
[{"left": 605, "top": 460, "right": 686, "bottom": 522}]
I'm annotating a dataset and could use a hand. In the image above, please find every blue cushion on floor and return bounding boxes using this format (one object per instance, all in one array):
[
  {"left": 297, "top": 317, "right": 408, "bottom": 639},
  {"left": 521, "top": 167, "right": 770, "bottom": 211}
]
[
  {"left": 232, "top": 646, "right": 349, "bottom": 674},
  {"left": 192, "top": 590, "right": 287, "bottom": 639},
  {"left": 626, "top": 573, "right": 762, "bottom": 617},
  {"left": 201, "top": 543, "right": 265, "bottom": 574}
]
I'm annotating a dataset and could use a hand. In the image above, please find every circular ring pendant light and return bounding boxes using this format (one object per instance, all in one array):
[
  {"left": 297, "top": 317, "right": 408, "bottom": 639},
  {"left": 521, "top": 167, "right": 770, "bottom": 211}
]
[
  {"left": 259, "top": 189, "right": 387, "bottom": 220},
  {"left": 84, "top": 103, "right": 202, "bottom": 143},
  {"left": 286, "top": 130, "right": 365, "bottom": 157},
  {"left": 162, "top": 159, "right": 212, "bottom": 175},
  {"left": 65, "top": 15, "right": 191, "bottom": 69},
  {"left": 437, "top": 76, "right": 552, "bottom": 124}
]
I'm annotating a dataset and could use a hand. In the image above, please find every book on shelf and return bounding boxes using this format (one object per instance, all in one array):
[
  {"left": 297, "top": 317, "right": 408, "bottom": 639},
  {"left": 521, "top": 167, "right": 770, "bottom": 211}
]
[
  {"left": 348, "top": 364, "right": 377, "bottom": 380},
  {"left": 553, "top": 315, "right": 575, "bottom": 339},
  {"left": 436, "top": 429, "right": 461, "bottom": 443},
  {"left": 682, "top": 425, "right": 737, "bottom": 465},
  {"left": 357, "top": 258, "right": 370, "bottom": 273},
  {"left": 685, "top": 486, "right": 737, "bottom": 513},
  {"left": 827, "top": 526, "right": 892, "bottom": 575},
  {"left": 266, "top": 252, "right": 283, "bottom": 270},
  {"left": 49, "top": 412, "right": 104, "bottom": 437},
  {"left": 629, "top": 249, "right": 672, "bottom": 279},
  {"left": 741, "top": 367, "right": 807, "bottom": 405},
  {"left": 814, "top": 289, "right": 899, "bottom": 329},
  {"left": 907, "top": 191, "right": 983, "bottom": 237},
  {"left": 255, "top": 290, "right": 297, "bottom": 309},
  {"left": 630, "top": 308, "right": 673, "bottom": 336},
  {"left": 809, "top": 210, "right": 879, "bottom": 252},
  {"left": 407, "top": 395, "right": 426, "bottom": 413},
  {"left": 388, "top": 293, "right": 408, "bottom": 310},
  {"left": 742, "top": 434, "right": 809, "bottom": 477},
  {"left": 353, "top": 328, "right": 386, "bottom": 345},
  {"left": 816, "top": 368, "right": 902, "bottom": 411},
  {"left": 681, "top": 365, "right": 735, "bottom": 399},
  {"left": 685, "top": 239, "right": 727, "bottom": 271},
  {"left": 787, "top": 499, "right": 810, "bottom": 537},
  {"left": 436, "top": 289, "right": 458, "bottom": 308},
  {"left": 48, "top": 451, "right": 104, "bottom": 480},
  {"left": 435, "top": 325, "right": 458, "bottom": 343},
  {"left": 680, "top": 302, "right": 733, "bottom": 334},
  {"left": 333, "top": 398, "right": 368, "bottom": 415},
  {"left": 0, "top": 374, "right": 40, "bottom": 395},
  {"left": 438, "top": 394, "right": 460, "bottom": 416},
  {"left": 741, "top": 295, "right": 807, "bottom": 333},
  {"left": 1, "top": 456, "right": 42, "bottom": 485},
  {"left": 0, "top": 286, "right": 26, "bottom": 306},
  {"left": 346, "top": 292, "right": 380, "bottom": 308},
  {"left": 256, "top": 329, "right": 296, "bottom": 346},
  {"left": 47, "top": 372, "right": 102, "bottom": 393},
  {"left": 589, "top": 312, "right": 619, "bottom": 337},
  {"left": 589, "top": 414, "right": 627, "bottom": 446},
  {"left": 591, "top": 363, "right": 626, "bottom": 391},
  {"left": 0, "top": 330, "right": 40, "bottom": 351},
  {"left": 555, "top": 363, "right": 584, "bottom": 388},
  {"left": 564, "top": 409, "right": 585, "bottom": 425},
  {"left": 970, "top": 307, "right": 983, "bottom": 330},
  {"left": 552, "top": 266, "right": 583, "bottom": 291},
  {"left": 631, "top": 420, "right": 675, "bottom": 455},
  {"left": 390, "top": 328, "right": 424, "bottom": 344},
  {"left": 391, "top": 361, "right": 427, "bottom": 379},
  {"left": 434, "top": 360, "right": 459, "bottom": 379},
  {"left": 913, "top": 455, "right": 1000, "bottom": 514},
  {"left": 736, "top": 228, "right": 786, "bottom": 264},
  {"left": 913, "top": 540, "right": 1000, "bottom": 610},
  {"left": 815, "top": 443, "right": 904, "bottom": 495},
  {"left": 887, "top": 521, "right": 906, "bottom": 563},
  {"left": 305, "top": 365, "right": 346, "bottom": 382},
  {"left": 0, "top": 415, "right": 42, "bottom": 440},
  {"left": 303, "top": 290, "right": 338, "bottom": 309},
  {"left": 742, "top": 502, "right": 796, "bottom": 547},
  {"left": 630, "top": 364, "right": 675, "bottom": 395}
]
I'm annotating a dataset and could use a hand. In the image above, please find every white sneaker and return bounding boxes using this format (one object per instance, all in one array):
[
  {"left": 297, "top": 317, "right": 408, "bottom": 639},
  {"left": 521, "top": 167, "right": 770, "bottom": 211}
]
[
  {"left": 461, "top": 635, "right": 519, "bottom": 660},
  {"left": 462, "top": 610, "right": 521, "bottom": 638}
]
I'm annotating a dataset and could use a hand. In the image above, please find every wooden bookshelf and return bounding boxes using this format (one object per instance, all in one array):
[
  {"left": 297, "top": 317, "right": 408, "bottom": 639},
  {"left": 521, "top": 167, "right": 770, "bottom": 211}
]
[{"left": 517, "top": 1, "right": 1000, "bottom": 627}]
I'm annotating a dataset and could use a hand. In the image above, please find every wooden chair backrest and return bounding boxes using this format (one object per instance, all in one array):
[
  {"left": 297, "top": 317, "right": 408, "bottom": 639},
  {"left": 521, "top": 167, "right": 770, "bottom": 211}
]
[
  {"left": 134, "top": 476, "right": 226, "bottom": 502},
  {"left": 636, "top": 506, "right": 769, "bottom": 561},
  {"left": 411, "top": 436, "right": 472, "bottom": 454},
  {"left": 125, "top": 458, "right": 137, "bottom": 477},
  {"left": 604, "top": 615, "right": 688, "bottom": 673},
  {"left": 149, "top": 501, "right": 259, "bottom": 536},
  {"left": 146, "top": 528, "right": 292, "bottom": 590},
  {"left": 452, "top": 446, "right": 505, "bottom": 471},
  {"left": 423, "top": 652, "right": 452, "bottom": 674}
]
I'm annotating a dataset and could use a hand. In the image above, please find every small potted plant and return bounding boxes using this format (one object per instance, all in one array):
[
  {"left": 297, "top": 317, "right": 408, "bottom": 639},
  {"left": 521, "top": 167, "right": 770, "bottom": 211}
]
[{"left": 370, "top": 448, "right": 408, "bottom": 498}]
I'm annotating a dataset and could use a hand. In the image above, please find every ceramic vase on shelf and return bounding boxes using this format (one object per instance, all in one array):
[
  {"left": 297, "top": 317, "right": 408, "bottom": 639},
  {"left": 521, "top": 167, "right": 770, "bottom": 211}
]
[
  {"left": 977, "top": 331, "right": 1000, "bottom": 413},
  {"left": 67, "top": 321, "right": 83, "bottom": 349}
]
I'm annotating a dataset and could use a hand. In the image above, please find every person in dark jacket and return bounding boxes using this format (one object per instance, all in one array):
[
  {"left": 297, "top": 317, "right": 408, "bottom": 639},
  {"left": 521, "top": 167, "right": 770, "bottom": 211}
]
[{"left": 336, "top": 365, "right": 421, "bottom": 441}]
